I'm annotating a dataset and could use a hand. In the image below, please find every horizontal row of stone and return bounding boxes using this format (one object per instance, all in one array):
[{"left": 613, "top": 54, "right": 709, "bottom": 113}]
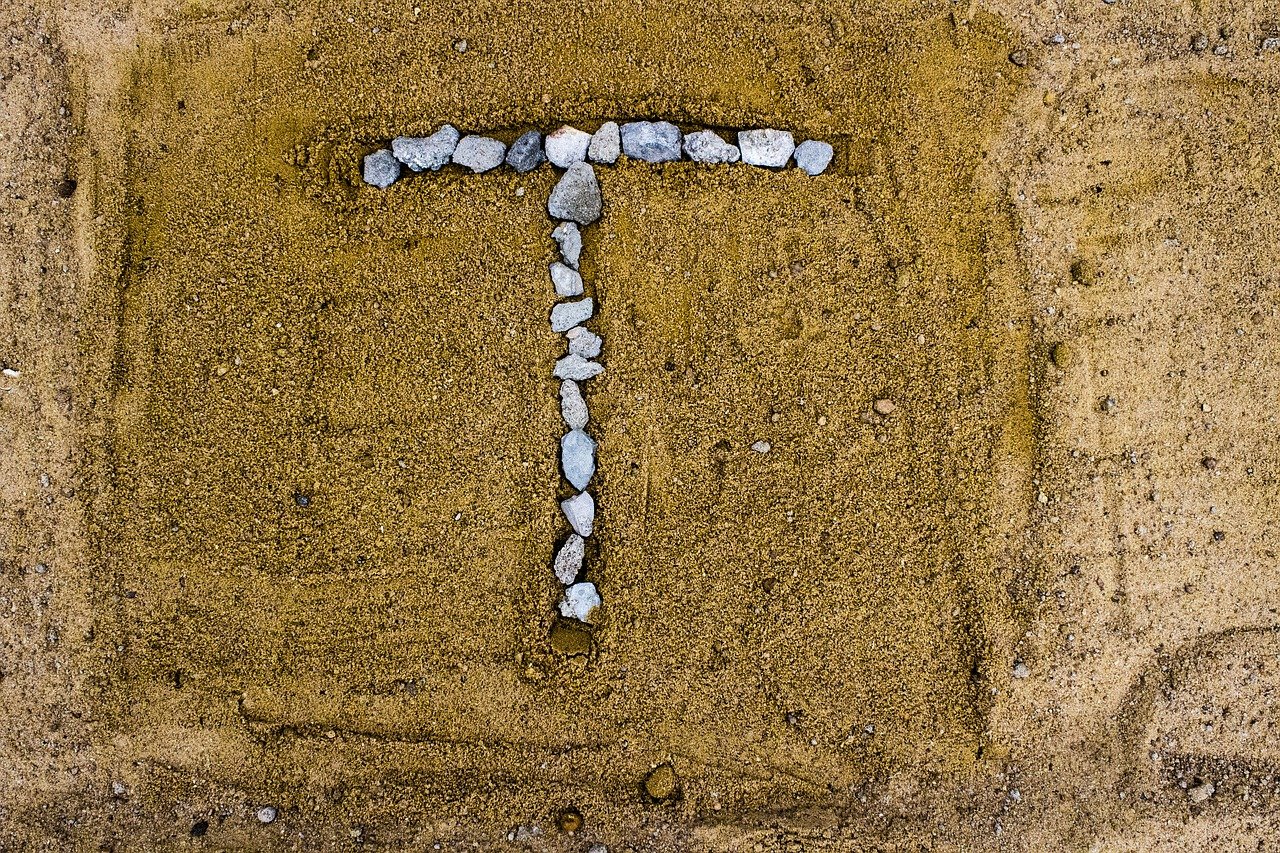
[{"left": 361, "top": 122, "right": 834, "bottom": 188}]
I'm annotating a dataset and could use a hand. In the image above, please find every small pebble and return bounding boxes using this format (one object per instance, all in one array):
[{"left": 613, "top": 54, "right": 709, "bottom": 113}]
[
  {"left": 566, "top": 326, "right": 602, "bottom": 358},
  {"left": 561, "top": 491, "right": 595, "bottom": 536},
  {"left": 362, "top": 149, "right": 400, "bottom": 189},
  {"left": 452, "top": 38, "right": 468, "bottom": 53},
  {"left": 556, "top": 807, "right": 584, "bottom": 834},
  {"left": 620, "top": 120, "right": 682, "bottom": 162},
  {"left": 751, "top": 440, "right": 772, "bottom": 453},
  {"left": 873, "top": 398, "right": 896, "bottom": 416},
  {"left": 561, "top": 428, "right": 597, "bottom": 490},
  {"left": 643, "top": 764, "right": 678, "bottom": 802},
  {"left": 1008, "top": 49, "right": 1029, "bottom": 66},
  {"left": 588, "top": 845, "right": 609, "bottom": 853},
  {"left": 391, "top": 124, "right": 459, "bottom": 171},
  {"left": 551, "top": 262, "right": 584, "bottom": 297},
  {"left": 552, "top": 221, "right": 582, "bottom": 268},
  {"left": 451, "top": 135, "right": 506, "bottom": 173},
  {"left": 738, "top": 129, "right": 795, "bottom": 167},
  {"left": 256, "top": 806, "right": 278, "bottom": 824},
  {"left": 545, "top": 125, "right": 592, "bottom": 168},
  {"left": 1188, "top": 782, "right": 1215, "bottom": 803},
  {"left": 551, "top": 297, "right": 594, "bottom": 332},
  {"left": 1012, "top": 662, "right": 1030, "bottom": 679},
  {"left": 554, "top": 354, "right": 604, "bottom": 381},
  {"left": 793, "top": 140, "right": 833, "bottom": 176},
  {"left": 560, "top": 380, "right": 589, "bottom": 429},
  {"left": 559, "top": 581, "right": 602, "bottom": 622},
  {"left": 505, "top": 130, "right": 545, "bottom": 173},
  {"left": 1, "top": 367, "right": 20, "bottom": 379},
  {"left": 683, "top": 130, "right": 740, "bottom": 164},
  {"left": 548, "top": 162, "right": 602, "bottom": 225},
  {"left": 588, "top": 121, "right": 621, "bottom": 164},
  {"left": 553, "top": 533, "right": 585, "bottom": 584}
]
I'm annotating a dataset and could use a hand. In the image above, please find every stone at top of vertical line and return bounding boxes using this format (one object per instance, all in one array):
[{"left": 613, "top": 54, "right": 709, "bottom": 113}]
[
  {"left": 545, "top": 125, "right": 593, "bottom": 168},
  {"left": 547, "top": 163, "right": 601, "bottom": 225}
]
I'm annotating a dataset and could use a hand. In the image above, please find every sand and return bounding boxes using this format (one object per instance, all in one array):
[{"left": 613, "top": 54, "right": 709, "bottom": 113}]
[{"left": 1, "top": 0, "right": 1279, "bottom": 849}]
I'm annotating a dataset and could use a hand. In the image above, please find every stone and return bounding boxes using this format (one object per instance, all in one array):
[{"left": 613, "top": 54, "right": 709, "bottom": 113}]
[
  {"left": 559, "top": 581, "right": 602, "bottom": 623},
  {"left": 505, "top": 130, "right": 545, "bottom": 173},
  {"left": 588, "top": 121, "right": 621, "bottom": 163},
  {"left": 566, "top": 326, "right": 602, "bottom": 358},
  {"left": 1188, "top": 782, "right": 1215, "bottom": 803},
  {"left": 553, "top": 533, "right": 585, "bottom": 584},
  {"left": 550, "top": 262, "right": 584, "bottom": 297},
  {"left": 561, "top": 491, "right": 595, "bottom": 536},
  {"left": 560, "top": 380, "right": 589, "bottom": 429},
  {"left": 552, "top": 221, "right": 582, "bottom": 268},
  {"left": 751, "top": 440, "right": 772, "bottom": 453},
  {"left": 554, "top": 354, "right": 604, "bottom": 381},
  {"left": 256, "top": 806, "right": 278, "bottom": 824},
  {"left": 561, "top": 428, "right": 597, "bottom": 490},
  {"left": 643, "top": 764, "right": 678, "bottom": 802},
  {"left": 873, "top": 398, "right": 896, "bottom": 416},
  {"left": 548, "top": 162, "right": 602, "bottom": 225},
  {"left": 391, "top": 124, "right": 459, "bottom": 171},
  {"left": 551, "top": 297, "right": 594, "bottom": 332},
  {"left": 620, "top": 120, "right": 682, "bottom": 162},
  {"left": 1012, "top": 661, "right": 1030, "bottom": 679},
  {"left": 362, "top": 149, "right": 400, "bottom": 188},
  {"left": 738, "top": 129, "right": 795, "bottom": 167},
  {"left": 451, "top": 135, "right": 506, "bottom": 173},
  {"left": 793, "top": 140, "right": 834, "bottom": 176},
  {"left": 683, "top": 130, "right": 740, "bottom": 164},
  {"left": 556, "top": 807, "right": 584, "bottom": 834},
  {"left": 544, "top": 125, "right": 592, "bottom": 168}
]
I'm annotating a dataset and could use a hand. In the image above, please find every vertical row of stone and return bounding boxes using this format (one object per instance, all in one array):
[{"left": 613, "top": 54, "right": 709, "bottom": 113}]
[{"left": 547, "top": 162, "right": 605, "bottom": 627}]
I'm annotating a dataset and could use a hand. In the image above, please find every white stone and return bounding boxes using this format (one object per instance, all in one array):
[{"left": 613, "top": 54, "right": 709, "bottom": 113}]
[
  {"left": 554, "top": 354, "right": 603, "bottom": 381},
  {"left": 738, "top": 129, "right": 795, "bottom": 167},
  {"left": 553, "top": 534, "right": 585, "bottom": 584},
  {"left": 561, "top": 429, "right": 597, "bottom": 490},
  {"left": 559, "top": 581, "right": 602, "bottom": 623},
  {"left": 566, "top": 326, "right": 602, "bottom": 358},
  {"left": 552, "top": 221, "right": 582, "bottom": 268},
  {"left": 560, "top": 380, "right": 589, "bottom": 429},
  {"left": 551, "top": 298, "right": 593, "bottom": 332},
  {"left": 545, "top": 125, "right": 592, "bottom": 168},
  {"left": 362, "top": 149, "right": 400, "bottom": 188},
  {"left": 751, "top": 440, "right": 772, "bottom": 453},
  {"left": 547, "top": 163, "right": 602, "bottom": 225},
  {"left": 550, "top": 262, "right": 583, "bottom": 297},
  {"left": 391, "top": 125, "right": 459, "bottom": 171},
  {"left": 588, "top": 121, "right": 621, "bottom": 164},
  {"left": 561, "top": 491, "right": 595, "bottom": 536},
  {"left": 683, "top": 130, "right": 740, "bottom": 164},
  {"left": 793, "top": 140, "right": 834, "bottom": 175},
  {"left": 256, "top": 806, "right": 278, "bottom": 824},
  {"left": 451, "top": 135, "right": 506, "bottom": 173}
]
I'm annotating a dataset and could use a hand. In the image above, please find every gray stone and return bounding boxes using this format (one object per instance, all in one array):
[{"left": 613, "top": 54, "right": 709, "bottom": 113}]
[
  {"left": 554, "top": 354, "right": 604, "bottom": 381},
  {"left": 620, "top": 120, "right": 682, "bottom": 162},
  {"left": 550, "top": 297, "right": 593, "bottom": 332},
  {"left": 547, "top": 162, "right": 601, "bottom": 225},
  {"left": 566, "top": 326, "right": 602, "bottom": 358},
  {"left": 545, "top": 125, "right": 592, "bottom": 168},
  {"left": 738, "top": 129, "right": 795, "bottom": 167},
  {"left": 552, "top": 221, "right": 582, "bottom": 268},
  {"left": 553, "top": 534, "right": 585, "bottom": 585},
  {"left": 561, "top": 491, "right": 595, "bottom": 536},
  {"left": 505, "top": 130, "right": 545, "bottom": 173},
  {"left": 550, "top": 262, "right": 583, "bottom": 297},
  {"left": 751, "top": 440, "right": 772, "bottom": 453},
  {"left": 588, "top": 121, "right": 621, "bottom": 164},
  {"left": 793, "top": 140, "right": 834, "bottom": 176},
  {"left": 560, "top": 380, "right": 589, "bottom": 429},
  {"left": 558, "top": 581, "right": 602, "bottom": 623},
  {"left": 391, "top": 125, "right": 459, "bottom": 172},
  {"left": 561, "top": 428, "right": 597, "bottom": 490},
  {"left": 256, "top": 806, "right": 278, "bottom": 824},
  {"left": 451, "top": 135, "right": 506, "bottom": 173},
  {"left": 362, "top": 149, "right": 401, "bottom": 188},
  {"left": 683, "top": 130, "right": 740, "bottom": 164}
]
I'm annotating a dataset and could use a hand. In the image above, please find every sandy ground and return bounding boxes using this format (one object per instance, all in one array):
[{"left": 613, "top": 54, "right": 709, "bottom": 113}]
[{"left": 1, "top": 0, "right": 1279, "bottom": 850}]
